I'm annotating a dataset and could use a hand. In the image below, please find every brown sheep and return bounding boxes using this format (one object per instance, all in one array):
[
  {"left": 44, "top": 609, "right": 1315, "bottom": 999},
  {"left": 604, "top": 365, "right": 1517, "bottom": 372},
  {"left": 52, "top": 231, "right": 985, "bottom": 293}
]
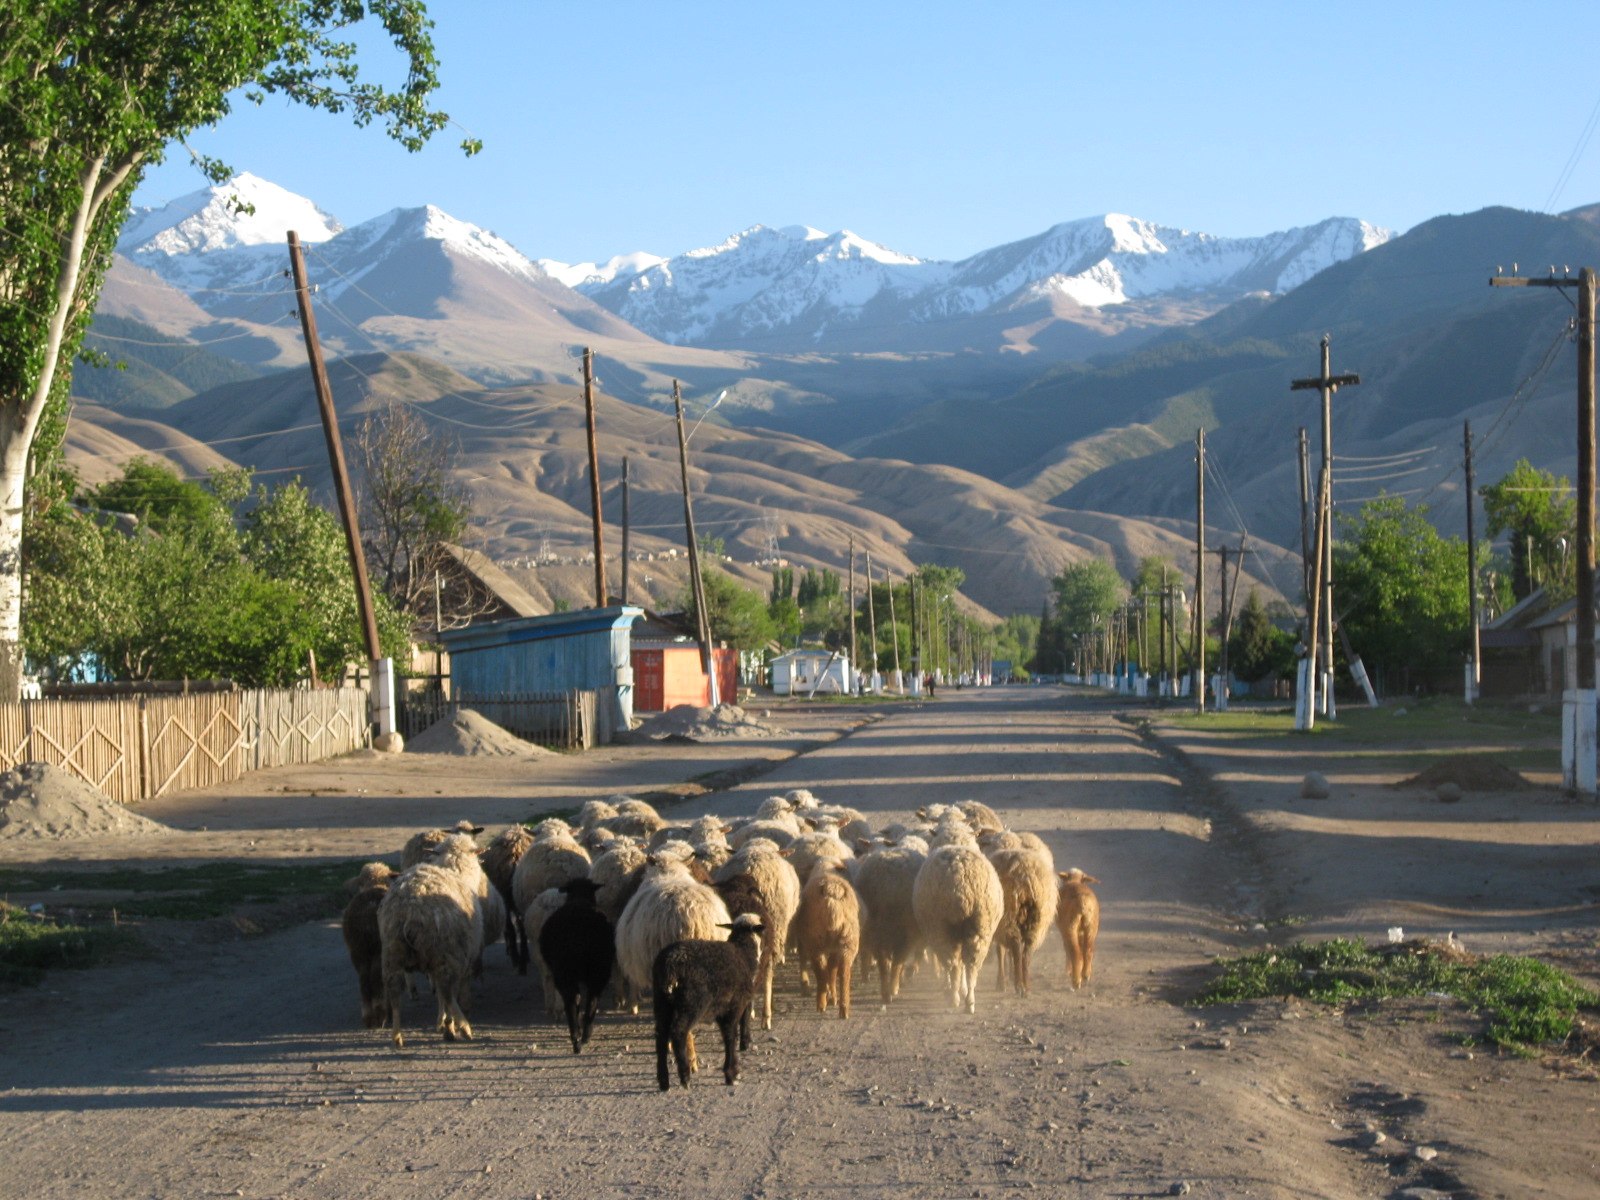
[
  {"left": 341, "top": 862, "right": 397, "bottom": 1028},
  {"left": 795, "top": 861, "right": 862, "bottom": 1019},
  {"left": 1056, "top": 868, "right": 1101, "bottom": 990}
]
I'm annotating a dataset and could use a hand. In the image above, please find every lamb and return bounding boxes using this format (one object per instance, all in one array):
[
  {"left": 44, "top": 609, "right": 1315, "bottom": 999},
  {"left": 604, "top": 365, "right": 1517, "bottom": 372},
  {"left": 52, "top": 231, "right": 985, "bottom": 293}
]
[
  {"left": 537, "top": 878, "right": 615, "bottom": 1053},
  {"left": 379, "top": 833, "right": 487, "bottom": 1046},
  {"left": 795, "top": 860, "right": 862, "bottom": 1019},
  {"left": 712, "top": 838, "right": 800, "bottom": 1027},
  {"left": 400, "top": 820, "right": 484, "bottom": 869},
  {"left": 1057, "top": 868, "right": 1101, "bottom": 990},
  {"left": 990, "top": 847, "right": 1059, "bottom": 997},
  {"left": 853, "top": 840, "right": 926, "bottom": 1006},
  {"left": 913, "top": 842, "right": 1004, "bottom": 1014},
  {"left": 615, "top": 850, "right": 733, "bottom": 1001},
  {"left": 652, "top": 913, "right": 765, "bottom": 1090},
  {"left": 341, "top": 862, "right": 397, "bottom": 1028},
  {"left": 511, "top": 828, "right": 592, "bottom": 917}
]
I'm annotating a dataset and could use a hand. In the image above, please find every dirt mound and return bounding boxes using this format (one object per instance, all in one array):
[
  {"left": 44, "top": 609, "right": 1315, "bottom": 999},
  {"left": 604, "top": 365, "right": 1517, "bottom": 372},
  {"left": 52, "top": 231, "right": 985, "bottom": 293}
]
[
  {"left": 406, "top": 709, "right": 553, "bottom": 758},
  {"left": 1399, "top": 755, "right": 1530, "bottom": 792},
  {"left": 632, "top": 703, "right": 791, "bottom": 741},
  {"left": 0, "top": 762, "right": 174, "bottom": 841}
]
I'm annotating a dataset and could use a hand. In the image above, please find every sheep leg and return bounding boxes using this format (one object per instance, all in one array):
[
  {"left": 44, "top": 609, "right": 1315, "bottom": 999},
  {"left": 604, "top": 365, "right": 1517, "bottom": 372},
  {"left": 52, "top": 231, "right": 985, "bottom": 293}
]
[
  {"left": 672, "top": 1022, "right": 695, "bottom": 1088},
  {"left": 654, "top": 1006, "right": 674, "bottom": 1091},
  {"left": 718, "top": 1014, "right": 740, "bottom": 1085},
  {"left": 812, "top": 956, "right": 830, "bottom": 1013},
  {"left": 839, "top": 952, "right": 853, "bottom": 1020},
  {"left": 580, "top": 987, "right": 601, "bottom": 1046},
  {"left": 562, "top": 987, "right": 583, "bottom": 1054},
  {"left": 384, "top": 968, "right": 408, "bottom": 1048},
  {"left": 762, "top": 960, "right": 775, "bottom": 1031},
  {"left": 877, "top": 954, "right": 894, "bottom": 1006}
]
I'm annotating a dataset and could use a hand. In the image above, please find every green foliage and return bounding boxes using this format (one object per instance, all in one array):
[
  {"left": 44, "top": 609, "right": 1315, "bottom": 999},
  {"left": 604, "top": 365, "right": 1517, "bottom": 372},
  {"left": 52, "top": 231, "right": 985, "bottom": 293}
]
[
  {"left": 796, "top": 567, "right": 842, "bottom": 608},
  {"left": 1335, "top": 496, "right": 1476, "bottom": 689},
  {"left": 992, "top": 613, "right": 1040, "bottom": 677},
  {"left": 1230, "top": 589, "right": 1296, "bottom": 682},
  {"left": 75, "top": 315, "right": 264, "bottom": 409},
  {"left": 1481, "top": 459, "right": 1576, "bottom": 600},
  {"left": 1198, "top": 937, "right": 1598, "bottom": 1053},
  {"left": 1050, "top": 560, "right": 1127, "bottom": 643},
  {"left": 768, "top": 566, "right": 795, "bottom": 605},
  {"left": 685, "top": 567, "right": 774, "bottom": 652},
  {"left": 0, "top": 902, "right": 142, "bottom": 987},
  {"left": 24, "top": 461, "right": 406, "bottom": 683}
]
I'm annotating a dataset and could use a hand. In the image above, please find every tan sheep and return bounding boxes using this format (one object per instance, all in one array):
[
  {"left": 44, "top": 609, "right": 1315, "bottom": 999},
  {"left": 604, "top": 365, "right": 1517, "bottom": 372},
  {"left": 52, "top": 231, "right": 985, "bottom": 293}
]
[
  {"left": 913, "top": 843, "right": 1003, "bottom": 1014},
  {"left": 1056, "top": 868, "right": 1101, "bottom": 990},
  {"left": 991, "top": 847, "right": 1058, "bottom": 997},
  {"left": 379, "top": 833, "right": 486, "bottom": 1047},
  {"left": 795, "top": 861, "right": 862, "bottom": 1019}
]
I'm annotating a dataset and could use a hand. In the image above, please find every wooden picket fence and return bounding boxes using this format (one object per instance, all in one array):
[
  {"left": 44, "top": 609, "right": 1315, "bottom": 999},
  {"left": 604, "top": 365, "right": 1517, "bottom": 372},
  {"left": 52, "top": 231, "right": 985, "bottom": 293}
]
[
  {"left": 400, "top": 689, "right": 598, "bottom": 750},
  {"left": 0, "top": 688, "right": 370, "bottom": 805}
]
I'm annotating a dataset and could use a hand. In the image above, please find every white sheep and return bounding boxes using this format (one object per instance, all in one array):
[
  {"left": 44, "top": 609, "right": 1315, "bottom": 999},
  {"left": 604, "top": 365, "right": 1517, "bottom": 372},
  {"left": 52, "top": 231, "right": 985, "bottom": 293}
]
[
  {"left": 913, "top": 842, "right": 1003, "bottom": 1014},
  {"left": 511, "top": 830, "right": 592, "bottom": 916},
  {"left": 853, "top": 839, "right": 927, "bottom": 1006},
  {"left": 614, "top": 851, "right": 733, "bottom": 1005},
  {"left": 712, "top": 837, "right": 801, "bottom": 1028},
  {"left": 990, "top": 846, "right": 1059, "bottom": 997},
  {"left": 379, "top": 833, "right": 487, "bottom": 1046},
  {"left": 589, "top": 841, "right": 649, "bottom": 926}
]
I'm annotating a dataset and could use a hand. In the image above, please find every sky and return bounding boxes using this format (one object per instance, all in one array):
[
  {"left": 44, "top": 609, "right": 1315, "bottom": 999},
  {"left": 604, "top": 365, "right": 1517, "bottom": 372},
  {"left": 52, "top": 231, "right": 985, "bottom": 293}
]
[{"left": 130, "top": 1, "right": 1600, "bottom": 267}]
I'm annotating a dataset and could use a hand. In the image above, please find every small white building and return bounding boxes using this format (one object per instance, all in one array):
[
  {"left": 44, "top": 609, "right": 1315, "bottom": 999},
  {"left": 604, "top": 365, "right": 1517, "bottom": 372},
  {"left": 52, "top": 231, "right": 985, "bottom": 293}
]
[{"left": 770, "top": 649, "right": 853, "bottom": 696}]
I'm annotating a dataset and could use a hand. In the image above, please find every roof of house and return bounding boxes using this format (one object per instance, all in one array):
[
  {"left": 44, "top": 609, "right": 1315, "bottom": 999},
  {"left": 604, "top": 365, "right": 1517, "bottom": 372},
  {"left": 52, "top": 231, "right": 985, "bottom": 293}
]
[{"left": 438, "top": 543, "right": 543, "bottom": 619}]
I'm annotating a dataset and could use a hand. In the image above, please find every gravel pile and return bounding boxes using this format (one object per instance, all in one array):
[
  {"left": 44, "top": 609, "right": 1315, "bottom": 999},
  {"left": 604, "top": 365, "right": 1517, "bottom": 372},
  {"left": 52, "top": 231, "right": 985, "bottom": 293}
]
[
  {"left": 0, "top": 762, "right": 174, "bottom": 841},
  {"left": 631, "top": 703, "right": 791, "bottom": 741},
  {"left": 406, "top": 709, "right": 554, "bottom": 758}
]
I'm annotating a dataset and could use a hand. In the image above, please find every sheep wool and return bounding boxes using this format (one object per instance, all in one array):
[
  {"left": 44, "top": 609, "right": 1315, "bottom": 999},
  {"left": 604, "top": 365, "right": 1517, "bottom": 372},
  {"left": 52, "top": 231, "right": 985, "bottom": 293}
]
[{"left": 913, "top": 843, "right": 1003, "bottom": 1014}]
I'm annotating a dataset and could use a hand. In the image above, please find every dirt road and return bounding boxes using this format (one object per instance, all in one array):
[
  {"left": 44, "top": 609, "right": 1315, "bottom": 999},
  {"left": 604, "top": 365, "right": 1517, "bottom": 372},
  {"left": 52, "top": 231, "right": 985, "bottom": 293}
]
[{"left": 1, "top": 689, "right": 1596, "bottom": 1198}]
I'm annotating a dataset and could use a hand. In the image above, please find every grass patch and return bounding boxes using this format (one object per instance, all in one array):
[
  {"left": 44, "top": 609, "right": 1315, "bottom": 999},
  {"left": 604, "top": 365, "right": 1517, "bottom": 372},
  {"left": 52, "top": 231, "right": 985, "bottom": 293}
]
[
  {"left": 1199, "top": 937, "right": 1598, "bottom": 1053},
  {"left": 0, "top": 860, "right": 367, "bottom": 921},
  {"left": 0, "top": 902, "right": 143, "bottom": 986}
]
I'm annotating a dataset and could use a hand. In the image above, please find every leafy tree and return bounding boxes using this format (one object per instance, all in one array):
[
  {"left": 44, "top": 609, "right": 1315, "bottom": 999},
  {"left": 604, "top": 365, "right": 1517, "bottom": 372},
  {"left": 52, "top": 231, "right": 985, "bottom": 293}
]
[
  {"left": 1335, "top": 496, "right": 1478, "bottom": 690},
  {"left": 1229, "top": 589, "right": 1295, "bottom": 683},
  {"left": 768, "top": 566, "right": 794, "bottom": 606},
  {"left": 991, "top": 613, "right": 1039, "bottom": 676},
  {"left": 684, "top": 568, "right": 774, "bottom": 652},
  {"left": 1049, "top": 559, "right": 1127, "bottom": 647},
  {"left": 2, "top": 1, "right": 474, "bottom": 699},
  {"left": 1481, "top": 459, "right": 1576, "bottom": 600}
]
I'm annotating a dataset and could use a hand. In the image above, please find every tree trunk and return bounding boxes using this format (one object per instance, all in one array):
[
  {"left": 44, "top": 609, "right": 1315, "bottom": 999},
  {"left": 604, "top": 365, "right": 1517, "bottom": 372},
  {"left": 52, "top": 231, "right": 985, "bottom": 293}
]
[{"left": 0, "top": 405, "right": 29, "bottom": 700}]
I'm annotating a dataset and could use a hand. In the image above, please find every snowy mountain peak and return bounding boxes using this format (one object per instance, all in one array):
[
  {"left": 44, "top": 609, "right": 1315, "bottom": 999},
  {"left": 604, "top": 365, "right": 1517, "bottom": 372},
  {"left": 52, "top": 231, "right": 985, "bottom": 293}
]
[
  {"left": 536, "top": 250, "right": 667, "bottom": 290},
  {"left": 120, "top": 172, "right": 342, "bottom": 258}
]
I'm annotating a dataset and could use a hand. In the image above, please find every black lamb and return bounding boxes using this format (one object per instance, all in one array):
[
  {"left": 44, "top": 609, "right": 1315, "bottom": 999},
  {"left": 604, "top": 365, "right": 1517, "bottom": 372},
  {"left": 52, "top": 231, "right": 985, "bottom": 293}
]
[
  {"left": 652, "top": 913, "right": 765, "bottom": 1090},
  {"left": 537, "top": 878, "right": 615, "bottom": 1053}
]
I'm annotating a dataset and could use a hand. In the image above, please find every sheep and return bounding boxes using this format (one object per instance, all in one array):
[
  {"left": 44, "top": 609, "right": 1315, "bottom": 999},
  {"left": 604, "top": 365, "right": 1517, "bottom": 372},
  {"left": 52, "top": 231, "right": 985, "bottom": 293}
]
[
  {"left": 853, "top": 840, "right": 926, "bottom": 1006},
  {"left": 615, "top": 852, "right": 733, "bottom": 1003},
  {"left": 579, "top": 824, "right": 619, "bottom": 856},
  {"left": 400, "top": 820, "right": 484, "bottom": 869},
  {"left": 589, "top": 841, "right": 649, "bottom": 925},
  {"left": 959, "top": 799, "right": 1005, "bottom": 833},
  {"left": 480, "top": 827, "right": 535, "bottom": 969},
  {"left": 990, "top": 847, "right": 1059, "bottom": 997},
  {"left": 341, "top": 862, "right": 396, "bottom": 1028},
  {"left": 783, "top": 788, "right": 818, "bottom": 810},
  {"left": 1057, "top": 869, "right": 1101, "bottom": 990},
  {"left": 652, "top": 913, "right": 765, "bottom": 1090},
  {"left": 511, "top": 829, "right": 592, "bottom": 917},
  {"left": 795, "top": 860, "right": 863, "bottom": 1019},
  {"left": 604, "top": 797, "right": 665, "bottom": 839},
  {"left": 784, "top": 825, "right": 853, "bottom": 890},
  {"left": 728, "top": 815, "right": 799, "bottom": 852},
  {"left": 379, "top": 833, "right": 487, "bottom": 1046},
  {"left": 537, "top": 879, "right": 615, "bottom": 1053},
  {"left": 577, "top": 797, "right": 619, "bottom": 833},
  {"left": 930, "top": 815, "right": 979, "bottom": 850},
  {"left": 712, "top": 839, "right": 800, "bottom": 1027},
  {"left": 713, "top": 873, "right": 777, "bottom": 1028},
  {"left": 521, "top": 886, "right": 569, "bottom": 1017},
  {"left": 913, "top": 842, "right": 1003, "bottom": 1014}
]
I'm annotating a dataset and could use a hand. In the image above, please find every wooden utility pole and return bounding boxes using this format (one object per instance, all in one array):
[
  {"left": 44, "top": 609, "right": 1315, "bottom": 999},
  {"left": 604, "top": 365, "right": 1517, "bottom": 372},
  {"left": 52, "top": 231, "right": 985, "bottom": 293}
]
[
  {"left": 287, "top": 232, "right": 382, "bottom": 666},
  {"left": 1299, "top": 468, "right": 1331, "bottom": 731},
  {"left": 1209, "top": 542, "right": 1244, "bottom": 708},
  {"left": 887, "top": 574, "right": 903, "bottom": 691},
  {"left": 847, "top": 534, "right": 858, "bottom": 687},
  {"left": 1195, "top": 427, "right": 1206, "bottom": 712},
  {"left": 865, "top": 550, "right": 879, "bottom": 688},
  {"left": 1463, "top": 421, "right": 1479, "bottom": 702},
  {"left": 620, "top": 457, "right": 631, "bottom": 606},
  {"left": 1292, "top": 337, "right": 1361, "bottom": 716},
  {"left": 1492, "top": 267, "right": 1596, "bottom": 792},
  {"left": 673, "top": 381, "right": 717, "bottom": 706},
  {"left": 1297, "top": 427, "right": 1312, "bottom": 601},
  {"left": 582, "top": 348, "right": 607, "bottom": 608}
]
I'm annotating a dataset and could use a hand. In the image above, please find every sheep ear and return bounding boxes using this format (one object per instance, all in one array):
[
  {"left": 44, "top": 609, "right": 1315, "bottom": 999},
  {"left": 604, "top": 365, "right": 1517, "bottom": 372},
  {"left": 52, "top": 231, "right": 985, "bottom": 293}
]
[
  {"left": 854, "top": 838, "right": 871, "bottom": 853},
  {"left": 1082, "top": 874, "right": 1100, "bottom": 884},
  {"left": 716, "top": 922, "right": 735, "bottom": 930},
  {"left": 720, "top": 824, "right": 733, "bottom": 835},
  {"left": 916, "top": 807, "right": 928, "bottom": 819},
  {"left": 1058, "top": 871, "right": 1072, "bottom": 879},
  {"left": 469, "top": 824, "right": 485, "bottom": 836}
]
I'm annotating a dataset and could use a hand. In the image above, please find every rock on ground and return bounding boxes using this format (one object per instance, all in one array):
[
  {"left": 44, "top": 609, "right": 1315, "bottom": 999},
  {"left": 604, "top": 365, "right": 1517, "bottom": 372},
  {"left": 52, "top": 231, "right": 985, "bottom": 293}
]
[
  {"left": 0, "top": 762, "right": 173, "bottom": 841},
  {"left": 406, "top": 709, "right": 553, "bottom": 758}
]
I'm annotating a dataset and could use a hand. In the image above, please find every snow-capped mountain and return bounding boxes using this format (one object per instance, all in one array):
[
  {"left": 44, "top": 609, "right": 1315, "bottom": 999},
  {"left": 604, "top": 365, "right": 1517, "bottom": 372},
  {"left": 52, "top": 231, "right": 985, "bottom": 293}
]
[
  {"left": 537, "top": 251, "right": 666, "bottom": 290},
  {"left": 582, "top": 213, "right": 1392, "bottom": 349}
]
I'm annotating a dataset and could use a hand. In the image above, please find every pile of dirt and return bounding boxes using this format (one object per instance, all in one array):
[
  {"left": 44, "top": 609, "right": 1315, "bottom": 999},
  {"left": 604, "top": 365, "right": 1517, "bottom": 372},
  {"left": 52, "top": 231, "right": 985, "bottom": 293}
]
[
  {"left": 632, "top": 703, "right": 791, "bottom": 741},
  {"left": 406, "top": 709, "right": 553, "bottom": 758},
  {"left": 0, "top": 762, "right": 174, "bottom": 841},
  {"left": 1398, "top": 755, "right": 1530, "bottom": 792}
]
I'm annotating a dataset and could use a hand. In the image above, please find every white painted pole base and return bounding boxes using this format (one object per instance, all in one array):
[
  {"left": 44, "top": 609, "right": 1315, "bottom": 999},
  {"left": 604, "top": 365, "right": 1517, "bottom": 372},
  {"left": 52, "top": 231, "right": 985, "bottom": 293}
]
[
  {"left": 1463, "top": 661, "right": 1478, "bottom": 705},
  {"left": 1295, "top": 658, "right": 1315, "bottom": 732},
  {"left": 1350, "top": 657, "right": 1378, "bottom": 707},
  {"left": 1562, "top": 688, "right": 1597, "bottom": 795},
  {"left": 370, "top": 657, "right": 399, "bottom": 749},
  {"left": 1212, "top": 673, "right": 1227, "bottom": 711},
  {"left": 1322, "top": 670, "right": 1336, "bottom": 721}
]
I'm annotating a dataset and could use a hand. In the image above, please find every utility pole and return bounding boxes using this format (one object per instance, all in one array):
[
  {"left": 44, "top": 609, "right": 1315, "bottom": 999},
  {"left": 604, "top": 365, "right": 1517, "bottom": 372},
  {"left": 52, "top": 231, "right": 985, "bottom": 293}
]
[
  {"left": 582, "top": 348, "right": 607, "bottom": 608},
  {"left": 847, "top": 534, "right": 857, "bottom": 690},
  {"left": 1492, "top": 266, "right": 1595, "bottom": 793},
  {"left": 673, "top": 380, "right": 718, "bottom": 707},
  {"left": 620, "top": 457, "right": 631, "bottom": 606},
  {"left": 865, "top": 551, "right": 879, "bottom": 691},
  {"left": 1299, "top": 467, "right": 1331, "bottom": 731},
  {"left": 287, "top": 231, "right": 393, "bottom": 743},
  {"left": 909, "top": 575, "right": 921, "bottom": 695},
  {"left": 1298, "top": 427, "right": 1312, "bottom": 602},
  {"left": 1463, "top": 421, "right": 1479, "bottom": 704},
  {"left": 1195, "top": 427, "right": 1206, "bottom": 713},
  {"left": 1209, "top": 542, "right": 1243, "bottom": 711},
  {"left": 887, "top": 573, "right": 903, "bottom": 692},
  {"left": 1291, "top": 336, "right": 1361, "bottom": 717}
]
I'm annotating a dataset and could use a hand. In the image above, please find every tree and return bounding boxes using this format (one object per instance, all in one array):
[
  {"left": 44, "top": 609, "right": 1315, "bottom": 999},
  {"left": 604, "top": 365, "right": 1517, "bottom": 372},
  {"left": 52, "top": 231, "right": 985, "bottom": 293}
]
[
  {"left": 1481, "top": 459, "right": 1576, "bottom": 600},
  {"left": 1049, "top": 560, "right": 1126, "bottom": 649},
  {"left": 684, "top": 567, "right": 774, "bottom": 652},
  {"left": 353, "top": 398, "right": 474, "bottom": 617},
  {"left": 1229, "top": 590, "right": 1295, "bottom": 683},
  {"left": 4, "top": 2, "right": 475, "bottom": 699},
  {"left": 1334, "top": 496, "right": 1480, "bottom": 691}
]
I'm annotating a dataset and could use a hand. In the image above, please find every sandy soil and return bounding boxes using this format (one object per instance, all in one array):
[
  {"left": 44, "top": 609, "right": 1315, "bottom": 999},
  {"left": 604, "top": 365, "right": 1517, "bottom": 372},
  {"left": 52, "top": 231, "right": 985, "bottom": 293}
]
[{"left": 0, "top": 688, "right": 1596, "bottom": 1199}]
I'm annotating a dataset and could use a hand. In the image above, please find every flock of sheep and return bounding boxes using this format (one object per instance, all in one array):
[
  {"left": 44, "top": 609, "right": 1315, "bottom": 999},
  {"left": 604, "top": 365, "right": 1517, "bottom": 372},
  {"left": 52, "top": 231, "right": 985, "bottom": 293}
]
[{"left": 341, "top": 790, "right": 1101, "bottom": 1089}]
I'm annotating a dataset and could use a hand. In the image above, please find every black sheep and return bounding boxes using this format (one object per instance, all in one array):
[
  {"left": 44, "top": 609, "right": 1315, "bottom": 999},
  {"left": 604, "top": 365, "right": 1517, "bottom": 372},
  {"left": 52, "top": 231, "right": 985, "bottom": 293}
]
[
  {"left": 652, "top": 913, "right": 765, "bottom": 1090},
  {"left": 537, "top": 878, "right": 615, "bottom": 1053}
]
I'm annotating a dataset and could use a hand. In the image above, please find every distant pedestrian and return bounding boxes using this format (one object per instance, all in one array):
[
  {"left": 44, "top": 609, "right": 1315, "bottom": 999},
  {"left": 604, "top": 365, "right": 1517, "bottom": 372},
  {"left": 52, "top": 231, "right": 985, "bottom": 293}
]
[{"left": 925, "top": 673, "right": 936, "bottom": 698}]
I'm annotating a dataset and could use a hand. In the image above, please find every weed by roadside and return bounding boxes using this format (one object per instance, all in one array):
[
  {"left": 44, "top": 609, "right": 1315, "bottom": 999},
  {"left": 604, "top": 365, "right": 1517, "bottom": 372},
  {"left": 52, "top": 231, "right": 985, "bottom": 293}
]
[
  {"left": 0, "top": 860, "right": 367, "bottom": 921},
  {"left": 1199, "top": 936, "right": 1599, "bottom": 1055},
  {"left": 0, "top": 901, "right": 144, "bottom": 986}
]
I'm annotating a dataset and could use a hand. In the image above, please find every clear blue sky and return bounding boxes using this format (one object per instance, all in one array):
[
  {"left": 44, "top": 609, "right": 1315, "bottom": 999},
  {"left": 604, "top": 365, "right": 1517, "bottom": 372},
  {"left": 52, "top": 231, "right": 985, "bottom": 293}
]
[{"left": 131, "top": 1, "right": 1600, "bottom": 265}]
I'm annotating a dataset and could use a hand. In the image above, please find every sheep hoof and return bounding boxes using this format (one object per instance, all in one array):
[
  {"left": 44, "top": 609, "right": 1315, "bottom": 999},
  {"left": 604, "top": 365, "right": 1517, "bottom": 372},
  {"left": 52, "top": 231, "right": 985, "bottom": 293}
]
[{"left": 392, "top": 1032, "right": 405, "bottom": 1048}]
